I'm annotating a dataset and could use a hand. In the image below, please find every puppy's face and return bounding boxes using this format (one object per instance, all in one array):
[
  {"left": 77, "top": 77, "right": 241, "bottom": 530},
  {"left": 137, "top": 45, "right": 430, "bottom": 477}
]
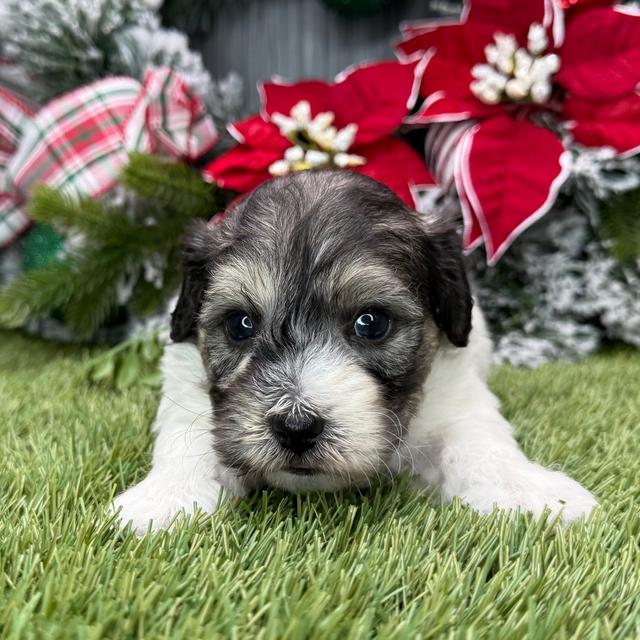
[{"left": 171, "top": 171, "right": 471, "bottom": 491}]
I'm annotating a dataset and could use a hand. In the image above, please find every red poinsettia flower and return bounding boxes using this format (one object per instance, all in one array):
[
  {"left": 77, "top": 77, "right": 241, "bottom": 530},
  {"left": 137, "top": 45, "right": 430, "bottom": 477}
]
[
  {"left": 203, "top": 61, "right": 434, "bottom": 206},
  {"left": 558, "top": 0, "right": 617, "bottom": 15},
  {"left": 396, "top": 0, "right": 640, "bottom": 263}
]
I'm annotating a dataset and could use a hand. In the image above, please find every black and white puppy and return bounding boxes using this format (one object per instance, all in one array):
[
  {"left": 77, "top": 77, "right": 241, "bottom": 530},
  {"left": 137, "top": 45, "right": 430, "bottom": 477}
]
[{"left": 113, "top": 170, "right": 597, "bottom": 534}]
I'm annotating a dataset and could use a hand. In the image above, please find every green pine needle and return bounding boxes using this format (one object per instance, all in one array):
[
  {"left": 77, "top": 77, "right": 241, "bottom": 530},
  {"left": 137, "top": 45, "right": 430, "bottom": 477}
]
[
  {"left": 0, "top": 260, "right": 77, "bottom": 328},
  {"left": 4, "top": 0, "right": 152, "bottom": 100},
  {"left": 0, "top": 250, "right": 126, "bottom": 337},
  {"left": 0, "top": 154, "right": 223, "bottom": 338},
  {"left": 121, "top": 152, "right": 223, "bottom": 219},
  {"left": 28, "top": 185, "right": 119, "bottom": 233}
]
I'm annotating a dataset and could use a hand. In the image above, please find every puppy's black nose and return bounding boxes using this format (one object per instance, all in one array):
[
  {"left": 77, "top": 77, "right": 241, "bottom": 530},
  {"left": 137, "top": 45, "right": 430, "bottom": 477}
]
[{"left": 269, "top": 414, "right": 325, "bottom": 454}]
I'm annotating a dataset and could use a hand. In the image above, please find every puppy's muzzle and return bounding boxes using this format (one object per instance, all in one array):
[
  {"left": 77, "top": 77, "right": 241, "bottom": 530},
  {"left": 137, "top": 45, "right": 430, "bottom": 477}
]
[{"left": 269, "top": 413, "right": 325, "bottom": 455}]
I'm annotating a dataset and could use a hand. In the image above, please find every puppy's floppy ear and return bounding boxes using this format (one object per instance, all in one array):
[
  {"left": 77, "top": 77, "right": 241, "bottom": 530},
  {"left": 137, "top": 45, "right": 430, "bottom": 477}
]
[
  {"left": 420, "top": 221, "right": 473, "bottom": 348},
  {"left": 170, "top": 220, "right": 214, "bottom": 343}
]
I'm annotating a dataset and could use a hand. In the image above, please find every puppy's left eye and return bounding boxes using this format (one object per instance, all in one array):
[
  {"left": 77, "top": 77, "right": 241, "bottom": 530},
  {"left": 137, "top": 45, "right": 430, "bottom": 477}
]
[
  {"left": 226, "top": 311, "right": 255, "bottom": 341},
  {"left": 354, "top": 309, "right": 390, "bottom": 341}
]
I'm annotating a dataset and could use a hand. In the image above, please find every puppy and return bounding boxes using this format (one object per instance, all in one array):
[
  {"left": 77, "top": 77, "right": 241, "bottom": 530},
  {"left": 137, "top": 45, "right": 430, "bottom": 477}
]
[{"left": 112, "top": 170, "right": 597, "bottom": 534}]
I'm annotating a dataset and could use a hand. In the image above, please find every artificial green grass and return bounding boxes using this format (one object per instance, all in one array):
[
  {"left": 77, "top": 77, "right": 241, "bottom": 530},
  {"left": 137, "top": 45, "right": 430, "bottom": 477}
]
[{"left": 0, "top": 331, "right": 638, "bottom": 639}]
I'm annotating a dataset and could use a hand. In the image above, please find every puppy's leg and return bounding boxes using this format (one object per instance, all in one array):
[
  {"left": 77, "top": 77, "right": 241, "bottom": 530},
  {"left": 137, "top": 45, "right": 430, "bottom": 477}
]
[
  {"left": 408, "top": 312, "right": 597, "bottom": 523},
  {"left": 112, "top": 342, "right": 243, "bottom": 535}
]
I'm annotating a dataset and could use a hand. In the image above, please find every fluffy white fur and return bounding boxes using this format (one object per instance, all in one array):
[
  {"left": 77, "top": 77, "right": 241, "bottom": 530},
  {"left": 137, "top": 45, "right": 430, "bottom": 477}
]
[
  {"left": 264, "top": 342, "right": 390, "bottom": 492},
  {"left": 112, "top": 307, "right": 597, "bottom": 535}
]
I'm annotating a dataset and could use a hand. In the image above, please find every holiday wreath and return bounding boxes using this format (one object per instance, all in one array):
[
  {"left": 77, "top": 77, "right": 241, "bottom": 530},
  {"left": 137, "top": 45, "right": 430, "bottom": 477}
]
[{"left": 0, "top": 0, "right": 638, "bottom": 382}]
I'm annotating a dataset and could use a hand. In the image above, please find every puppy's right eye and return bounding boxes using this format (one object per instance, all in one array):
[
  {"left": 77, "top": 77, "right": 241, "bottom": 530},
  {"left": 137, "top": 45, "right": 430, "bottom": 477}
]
[
  {"left": 353, "top": 308, "right": 390, "bottom": 341},
  {"left": 226, "top": 312, "right": 255, "bottom": 341}
]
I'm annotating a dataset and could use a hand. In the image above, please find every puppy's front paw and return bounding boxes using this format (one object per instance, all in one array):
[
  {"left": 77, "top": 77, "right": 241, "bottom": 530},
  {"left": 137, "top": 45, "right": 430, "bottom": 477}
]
[
  {"left": 445, "top": 460, "right": 597, "bottom": 523},
  {"left": 111, "top": 473, "right": 222, "bottom": 536}
]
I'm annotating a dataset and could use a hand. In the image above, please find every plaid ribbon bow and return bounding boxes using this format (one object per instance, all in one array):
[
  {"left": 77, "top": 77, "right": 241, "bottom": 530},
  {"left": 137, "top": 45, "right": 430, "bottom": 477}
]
[
  {"left": 0, "top": 67, "right": 218, "bottom": 247},
  {"left": 0, "top": 88, "right": 34, "bottom": 246}
]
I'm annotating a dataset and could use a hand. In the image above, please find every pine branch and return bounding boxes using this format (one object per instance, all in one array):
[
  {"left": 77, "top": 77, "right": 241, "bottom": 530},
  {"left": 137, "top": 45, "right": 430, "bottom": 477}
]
[
  {"left": 29, "top": 181, "right": 198, "bottom": 255},
  {"left": 28, "top": 186, "right": 121, "bottom": 233},
  {"left": 0, "top": 153, "right": 225, "bottom": 338},
  {"left": 0, "top": 248, "right": 128, "bottom": 337},
  {"left": 0, "top": 260, "right": 77, "bottom": 328},
  {"left": 128, "top": 249, "right": 181, "bottom": 317},
  {"left": 3, "top": 0, "right": 155, "bottom": 100},
  {"left": 120, "top": 153, "right": 223, "bottom": 218},
  {"left": 60, "top": 248, "right": 130, "bottom": 336}
]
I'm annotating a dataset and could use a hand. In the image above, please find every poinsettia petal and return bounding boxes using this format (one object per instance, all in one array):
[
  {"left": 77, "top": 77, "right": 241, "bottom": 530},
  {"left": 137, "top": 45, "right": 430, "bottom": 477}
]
[
  {"left": 460, "top": 116, "right": 569, "bottom": 264},
  {"left": 398, "top": 23, "right": 504, "bottom": 122},
  {"left": 354, "top": 137, "right": 434, "bottom": 206},
  {"left": 563, "top": 93, "right": 640, "bottom": 155},
  {"left": 203, "top": 145, "right": 282, "bottom": 193},
  {"left": 556, "top": 7, "right": 640, "bottom": 101},
  {"left": 396, "top": 22, "right": 491, "bottom": 64},
  {"left": 460, "top": 185, "right": 485, "bottom": 251},
  {"left": 331, "top": 61, "right": 420, "bottom": 145},
  {"left": 560, "top": 0, "right": 617, "bottom": 16},
  {"left": 400, "top": 0, "right": 561, "bottom": 41},
  {"left": 405, "top": 64, "right": 503, "bottom": 124},
  {"left": 468, "top": 0, "right": 563, "bottom": 45},
  {"left": 261, "top": 79, "right": 334, "bottom": 120},
  {"left": 227, "top": 115, "right": 289, "bottom": 152},
  {"left": 453, "top": 129, "right": 484, "bottom": 251},
  {"left": 263, "top": 62, "right": 418, "bottom": 146}
]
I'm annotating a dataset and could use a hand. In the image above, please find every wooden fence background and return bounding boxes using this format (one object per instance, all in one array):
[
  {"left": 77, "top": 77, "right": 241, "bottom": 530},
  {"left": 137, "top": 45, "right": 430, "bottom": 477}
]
[{"left": 190, "top": 0, "right": 460, "bottom": 113}]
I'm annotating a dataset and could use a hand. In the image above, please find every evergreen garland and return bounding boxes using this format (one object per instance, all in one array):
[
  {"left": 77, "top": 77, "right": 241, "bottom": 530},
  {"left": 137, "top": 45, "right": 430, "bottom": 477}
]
[
  {"left": 600, "top": 188, "right": 640, "bottom": 265},
  {"left": 121, "top": 152, "right": 222, "bottom": 218},
  {"left": 0, "top": 0, "right": 244, "bottom": 119},
  {"left": 0, "top": 154, "right": 225, "bottom": 339},
  {"left": 1, "top": 0, "right": 155, "bottom": 100},
  {"left": 471, "top": 200, "right": 640, "bottom": 367}
]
